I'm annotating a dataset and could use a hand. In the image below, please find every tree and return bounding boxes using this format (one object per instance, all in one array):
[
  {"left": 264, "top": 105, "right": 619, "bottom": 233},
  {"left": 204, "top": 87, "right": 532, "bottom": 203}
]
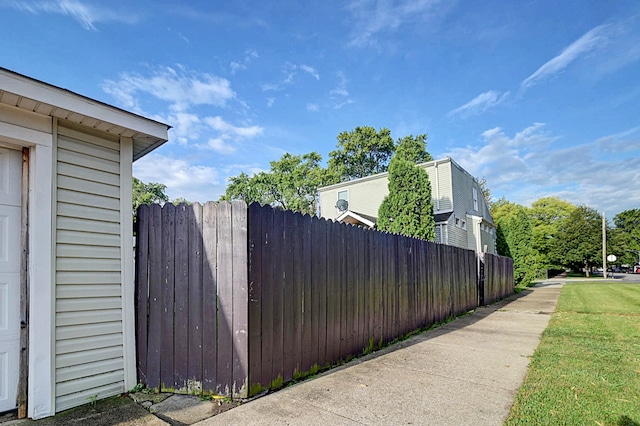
[
  {"left": 490, "top": 198, "right": 535, "bottom": 285},
  {"left": 612, "top": 209, "right": 640, "bottom": 265},
  {"left": 477, "top": 177, "right": 492, "bottom": 209},
  {"left": 327, "top": 126, "right": 395, "bottom": 182},
  {"left": 555, "top": 206, "right": 602, "bottom": 276},
  {"left": 133, "top": 177, "right": 169, "bottom": 213},
  {"left": 220, "top": 152, "right": 331, "bottom": 215},
  {"left": 394, "top": 134, "right": 433, "bottom": 164},
  {"left": 529, "top": 197, "right": 576, "bottom": 269},
  {"left": 376, "top": 138, "right": 435, "bottom": 241}
]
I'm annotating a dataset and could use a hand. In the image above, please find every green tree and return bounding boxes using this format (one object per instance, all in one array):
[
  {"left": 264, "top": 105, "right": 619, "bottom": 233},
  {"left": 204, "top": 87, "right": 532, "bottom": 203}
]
[
  {"left": 556, "top": 206, "right": 602, "bottom": 276},
  {"left": 376, "top": 139, "right": 435, "bottom": 240},
  {"left": 327, "top": 126, "right": 395, "bottom": 182},
  {"left": 529, "top": 197, "right": 576, "bottom": 269},
  {"left": 221, "top": 152, "right": 330, "bottom": 215},
  {"left": 478, "top": 177, "right": 493, "bottom": 209},
  {"left": 491, "top": 198, "right": 535, "bottom": 285},
  {"left": 612, "top": 209, "right": 640, "bottom": 265},
  {"left": 133, "top": 177, "right": 169, "bottom": 213},
  {"left": 394, "top": 134, "right": 433, "bottom": 164}
]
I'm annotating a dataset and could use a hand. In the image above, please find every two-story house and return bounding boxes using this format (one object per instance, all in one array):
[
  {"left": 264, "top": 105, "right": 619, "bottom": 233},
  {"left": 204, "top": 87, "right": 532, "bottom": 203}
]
[{"left": 318, "top": 157, "right": 496, "bottom": 254}]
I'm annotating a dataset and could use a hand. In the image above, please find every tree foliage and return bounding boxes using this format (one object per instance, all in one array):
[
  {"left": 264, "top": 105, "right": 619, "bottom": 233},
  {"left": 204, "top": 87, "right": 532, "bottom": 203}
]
[
  {"left": 394, "top": 134, "right": 433, "bottom": 164},
  {"left": 327, "top": 126, "right": 395, "bottom": 182},
  {"left": 220, "top": 152, "right": 330, "bottom": 215},
  {"left": 528, "top": 197, "right": 576, "bottom": 269},
  {"left": 133, "top": 177, "right": 169, "bottom": 213},
  {"left": 490, "top": 198, "right": 535, "bottom": 285},
  {"left": 555, "top": 206, "right": 602, "bottom": 276},
  {"left": 612, "top": 209, "right": 640, "bottom": 265},
  {"left": 376, "top": 138, "right": 435, "bottom": 241}
]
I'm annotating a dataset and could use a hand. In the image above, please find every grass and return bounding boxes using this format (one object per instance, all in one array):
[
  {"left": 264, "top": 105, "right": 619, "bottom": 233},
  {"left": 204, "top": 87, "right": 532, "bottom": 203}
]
[{"left": 505, "top": 282, "right": 640, "bottom": 426}]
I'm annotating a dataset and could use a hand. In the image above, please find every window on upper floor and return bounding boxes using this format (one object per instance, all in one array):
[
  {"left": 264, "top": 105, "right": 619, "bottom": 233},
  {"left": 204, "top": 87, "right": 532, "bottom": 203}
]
[
  {"left": 473, "top": 187, "right": 478, "bottom": 211},
  {"left": 338, "top": 190, "right": 348, "bottom": 201}
]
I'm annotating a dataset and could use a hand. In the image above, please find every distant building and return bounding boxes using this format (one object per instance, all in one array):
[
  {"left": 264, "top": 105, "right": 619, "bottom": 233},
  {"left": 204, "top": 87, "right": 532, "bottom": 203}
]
[{"left": 318, "top": 157, "right": 496, "bottom": 254}]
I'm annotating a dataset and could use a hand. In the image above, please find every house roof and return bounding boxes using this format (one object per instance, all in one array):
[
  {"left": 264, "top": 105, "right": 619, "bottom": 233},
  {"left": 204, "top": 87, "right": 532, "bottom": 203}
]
[
  {"left": 318, "top": 157, "right": 465, "bottom": 192},
  {"left": 336, "top": 210, "right": 377, "bottom": 228},
  {"left": 0, "top": 67, "right": 170, "bottom": 161}
]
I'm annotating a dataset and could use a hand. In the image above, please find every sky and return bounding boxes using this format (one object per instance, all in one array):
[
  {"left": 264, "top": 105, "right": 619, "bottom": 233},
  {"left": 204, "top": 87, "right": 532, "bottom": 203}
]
[{"left": 1, "top": 0, "right": 639, "bottom": 219}]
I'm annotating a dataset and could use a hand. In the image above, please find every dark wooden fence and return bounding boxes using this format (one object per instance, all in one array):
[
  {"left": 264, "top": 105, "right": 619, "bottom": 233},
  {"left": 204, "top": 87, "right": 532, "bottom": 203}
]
[
  {"left": 482, "top": 253, "right": 514, "bottom": 304},
  {"left": 135, "top": 201, "right": 514, "bottom": 399}
]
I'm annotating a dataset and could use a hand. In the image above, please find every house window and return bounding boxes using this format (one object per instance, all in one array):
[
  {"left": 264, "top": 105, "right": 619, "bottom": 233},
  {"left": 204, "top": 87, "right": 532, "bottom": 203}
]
[
  {"left": 455, "top": 216, "right": 460, "bottom": 226},
  {"left": 336, "top": 190, "right": 349, "bottom": 212},
  {"left": 473, "top": 188, "right": 478, "bottom": 211},
  {"left": 461, "top": 220, "right": 466, "bottom": 230}
]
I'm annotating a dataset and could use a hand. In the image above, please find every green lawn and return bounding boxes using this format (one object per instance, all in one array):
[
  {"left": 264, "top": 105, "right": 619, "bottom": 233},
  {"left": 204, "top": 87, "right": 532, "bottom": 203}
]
[{"left": 505, "top": 282, "right": 640, "bottom": 426}]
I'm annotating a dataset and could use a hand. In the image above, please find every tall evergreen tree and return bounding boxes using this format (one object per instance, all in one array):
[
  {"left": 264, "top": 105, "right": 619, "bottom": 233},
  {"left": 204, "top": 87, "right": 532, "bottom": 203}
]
[{"left": 377, "top": 139, "right": 435, "bottom": 240}]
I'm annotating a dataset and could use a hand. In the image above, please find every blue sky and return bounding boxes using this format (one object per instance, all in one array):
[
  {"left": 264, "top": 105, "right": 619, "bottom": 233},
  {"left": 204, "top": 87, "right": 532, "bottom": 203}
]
[{"left": 1, "top": 0, "right": 639, "bottom": 218}]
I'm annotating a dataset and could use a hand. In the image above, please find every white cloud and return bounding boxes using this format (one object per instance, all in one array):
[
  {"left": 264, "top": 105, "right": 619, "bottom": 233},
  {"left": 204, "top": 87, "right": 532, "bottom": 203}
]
[
  {"left": 448, "top": 90, "right": 509, "bottom": 117},
  {"left": 299, "top": 64, "right": 320, "bottom": 80},
  {"left": 266, "top": 98, "right": 275, "bottom": 107},
  {"left": 521, "top": 24, "right": 613, "bottom": 91},
  {"left": 307, "top": 103, "right": 319, "bottom": 112},
  {"left": 230, "top": 49, "right": 259, "bottom": 74},
  {"left": 103, "top": 65, "right": 263, "bottom": 157},
  {"left": 207, "top": 138, "right": 236, "bottom": 154},
  {"left": 205, "top": 116, "right": 263, "bottom": 139},
  {"left": 133, "top": 153, "right": 221, "bottom": 203},
  {"left": 441, "top": 123, "right": 639, "bottom": 215},
  {"left": 329, "top": 71, "right": 354, "bottom": 109},
  {"left": 346, "top": 0, "right": 452, "bottom": 47},
  {"left": 261, "top": 62, "right": 320, "bottom": 91},
  {"left": 102, "top": 66, "right": 235, "bottom": 113},
  {"left": 6, "top": 0, "right": 136, "bottom": 30}
]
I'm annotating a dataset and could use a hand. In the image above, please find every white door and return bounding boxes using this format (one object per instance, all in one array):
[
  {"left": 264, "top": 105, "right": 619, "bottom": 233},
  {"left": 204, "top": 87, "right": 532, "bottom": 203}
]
[{"left": 0, "top": 148, "right": 21, "bottom": 412}]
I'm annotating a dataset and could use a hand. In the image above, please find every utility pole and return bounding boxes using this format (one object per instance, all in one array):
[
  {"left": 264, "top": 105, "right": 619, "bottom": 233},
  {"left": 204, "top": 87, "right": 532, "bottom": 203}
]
[{"left": 602, "top": 212, "right": 606, "bottom": 280}]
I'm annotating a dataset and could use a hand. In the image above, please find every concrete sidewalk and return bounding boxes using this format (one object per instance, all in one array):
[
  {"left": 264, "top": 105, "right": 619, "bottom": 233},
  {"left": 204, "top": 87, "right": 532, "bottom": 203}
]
[{"left": 197, "top": 282, "right": 563, "bottom": 426}]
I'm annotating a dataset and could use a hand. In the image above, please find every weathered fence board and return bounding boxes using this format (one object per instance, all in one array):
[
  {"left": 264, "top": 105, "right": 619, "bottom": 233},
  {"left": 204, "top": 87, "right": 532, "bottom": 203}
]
[{"left": 136, "top": 201, "right": 514, "bottom": 399}]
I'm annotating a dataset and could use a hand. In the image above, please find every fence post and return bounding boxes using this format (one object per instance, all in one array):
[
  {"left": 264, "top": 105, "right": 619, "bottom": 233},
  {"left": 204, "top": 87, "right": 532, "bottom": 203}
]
[{"left": 477, "top": 252, "right": 485, "bottom": 306}]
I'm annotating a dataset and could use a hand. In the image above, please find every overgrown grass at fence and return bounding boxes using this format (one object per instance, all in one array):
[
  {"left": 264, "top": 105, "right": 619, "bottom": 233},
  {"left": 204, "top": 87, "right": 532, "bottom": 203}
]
[{"left": 505, "top": 282, "right": 640, "bottom": 425}]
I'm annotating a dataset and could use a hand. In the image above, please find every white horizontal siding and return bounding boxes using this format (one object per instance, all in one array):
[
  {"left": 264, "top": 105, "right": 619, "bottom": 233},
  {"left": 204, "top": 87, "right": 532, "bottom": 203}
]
[
  {"left": 57, "top": 189, "right": 119, "bottom": 211},
  {"left": 56, "top": 358, "right": 124, "bottom": 383},
  {"left": 56, "top": 297, "right": 122, "bottom": 312},
  {"left": 57, "top": 244, "right": 120, "bottom": 259},
  {"left": 56, "top": 321, "right": 122, "bottom": 340},
  {"left": 57, "top": 284, "right": 122, "bottom": 299},
  {"left": 57, "top": 229, "right": 120, "bottom": 247},
  {"left": 55, "top": 382, "right": 123, "bottom": 413},
  {"left": 56, "top": 309, "right": 122, "bottom": 327},
  {"left": 55, "top": 128, "right": 125, "bottom": 413},
  {"left": 56, "top": 333, "right": 123, "bottom": 355},
  {"left": 57, "top": 346, "right": 124, "bottom": 369},
  {"left": 56, "top": 271, "right": 121, "bottom": 285}
]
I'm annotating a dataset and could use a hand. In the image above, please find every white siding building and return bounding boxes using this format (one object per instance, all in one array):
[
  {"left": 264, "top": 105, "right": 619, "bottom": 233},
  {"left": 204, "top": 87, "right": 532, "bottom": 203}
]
[
  {"left": 318, "top": 157, "right": 496, "bottom": 254},
  {"left": 0, "top": 68, "right": 169, "bottom": 418}
]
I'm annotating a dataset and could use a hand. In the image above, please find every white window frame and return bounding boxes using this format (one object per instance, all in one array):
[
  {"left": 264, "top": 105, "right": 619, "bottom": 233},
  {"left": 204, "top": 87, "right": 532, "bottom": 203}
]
[{"left": 473, "top": 187, "right": 478, "bottom": 211}]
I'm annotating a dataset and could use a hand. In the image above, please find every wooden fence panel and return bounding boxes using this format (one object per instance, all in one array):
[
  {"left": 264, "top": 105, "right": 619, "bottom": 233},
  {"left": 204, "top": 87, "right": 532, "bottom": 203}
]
[
  {"left": 231, "top": 201, "right": 248, "bottom": 396},
  {"left": 248, "top": 203, "right": 262, "bottom": 392},
  {"left": 188, "top": 204, "right": 203, "bottom": 391},
  {"left": 174, "top": 204, "right": 189, "bottom": 390},
  {"left": 145, "top": 204, "right": 162, "bottom": 389},
  {"left": 160, "top": 204, "right": 176, "bottom": 390},
  {"left": 258, "top": 206, "right": 273, "bottom": 389},
  {"left": 135, "top": 204, "right": 149, "bottom": 384},
  {"left": 136, "top": 201, "right": 513, "bottom": 399},
  {"left": 202, "top": 202, "right": 218, "bottom": 391}
]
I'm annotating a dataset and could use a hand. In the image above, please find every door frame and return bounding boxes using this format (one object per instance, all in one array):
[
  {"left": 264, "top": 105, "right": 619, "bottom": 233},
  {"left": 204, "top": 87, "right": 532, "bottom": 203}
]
[{"left": 0, "top": 116, "right": 55, "bottom": 419}]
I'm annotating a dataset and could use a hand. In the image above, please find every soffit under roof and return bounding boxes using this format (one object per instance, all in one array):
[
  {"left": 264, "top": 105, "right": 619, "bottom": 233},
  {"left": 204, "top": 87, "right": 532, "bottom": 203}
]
[{"left": 0, "top": 67, "right": 170, "bottom": 161}]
